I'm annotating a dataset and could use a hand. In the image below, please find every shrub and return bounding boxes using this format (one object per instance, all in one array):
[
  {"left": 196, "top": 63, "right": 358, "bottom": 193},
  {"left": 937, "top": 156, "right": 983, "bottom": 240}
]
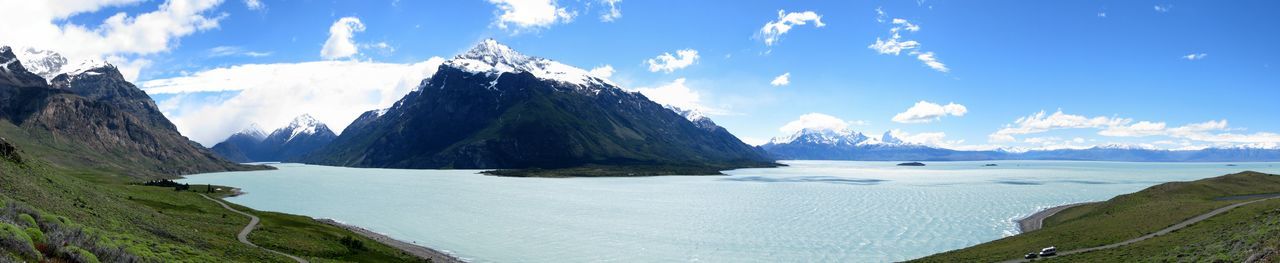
[
  {"left": 0, "top": 223, "right": 40, "bottom": 261},
  {"left": 24, "top": 227, "right": 43, "bottom": 244},
  {"left": 339, "top": 235, "right": 366, "bottom": 251},
  {"left": 58, "top": 245, "right": 101, "bottom": 263},
  {"left": 16, "top": 214, "right": 36, "bottom": 228}
]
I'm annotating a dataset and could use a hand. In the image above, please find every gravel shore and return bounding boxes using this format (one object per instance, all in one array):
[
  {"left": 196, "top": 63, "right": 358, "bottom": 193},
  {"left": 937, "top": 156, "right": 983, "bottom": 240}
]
[
  {"left": 316, "top": 219, "right": 465, "bottom": 263},
  {"left": 1017, "top": 202, "right": 1095, "bottom": 233}
]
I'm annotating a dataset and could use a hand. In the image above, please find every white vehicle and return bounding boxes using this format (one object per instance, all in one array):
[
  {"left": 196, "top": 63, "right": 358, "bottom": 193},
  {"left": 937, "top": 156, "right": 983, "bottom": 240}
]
[{"left": 1039, "top": 246, "right": 1057, "bottom": 256}]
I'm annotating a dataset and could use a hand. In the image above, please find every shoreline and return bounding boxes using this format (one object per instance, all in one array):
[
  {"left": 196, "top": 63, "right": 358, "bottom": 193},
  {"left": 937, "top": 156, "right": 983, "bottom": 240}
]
[
  {"left": 1016, "top": 202, "right": 1096, "bottom": 233},
  {"left": 315, "top": 218, "right": 465, "bottom": 263}
]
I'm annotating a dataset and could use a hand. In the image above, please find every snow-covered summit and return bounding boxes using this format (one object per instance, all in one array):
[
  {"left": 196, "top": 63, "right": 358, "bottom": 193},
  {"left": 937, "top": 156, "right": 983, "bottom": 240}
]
[
  {"left": 233, "top": 123, "right": 268, "bottom": 140},
  {"left": 8, "top": 47, "right": 113, "bottom": 83},
  {"left": 767, "top": 128, "right": 924, "bottom": 148},
  {"left": 444, "top": 39, "right": 615, "bottom": 88},
  {"left": 283, "top": 114, "right": 326, "bottom": 141}
]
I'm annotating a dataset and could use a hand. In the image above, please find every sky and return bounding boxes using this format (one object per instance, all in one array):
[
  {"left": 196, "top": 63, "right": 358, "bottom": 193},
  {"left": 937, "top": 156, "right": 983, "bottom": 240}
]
[{"left": 1, "top": 0, "right": 1277, "bottom": 150}]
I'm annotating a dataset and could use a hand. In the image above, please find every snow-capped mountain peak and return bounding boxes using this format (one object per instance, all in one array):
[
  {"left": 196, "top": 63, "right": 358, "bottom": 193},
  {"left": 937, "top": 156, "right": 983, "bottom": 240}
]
[
  {"left": 283, "top": 114, "right": 325, "bottom": 141},
  {"left": 444, "top": 39, "right": 615, "bottom": 88},
  {"left": 16, "top": 47, "right": 67, "bottom": 82},
  {"left": 234, "top": 123, "right": 268, "bottom": 140},
  {"left": 767, "top": 128, "right": 927, "bottom": 148}
]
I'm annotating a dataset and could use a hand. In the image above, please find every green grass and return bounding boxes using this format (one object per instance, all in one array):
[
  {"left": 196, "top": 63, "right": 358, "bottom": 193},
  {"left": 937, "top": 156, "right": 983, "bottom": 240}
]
[
  {"left": 0, "top": 143, "right": 428, "bottom": 262},
  {"left": 913, "top": 171, "right": 1280, "bottom": 262}
]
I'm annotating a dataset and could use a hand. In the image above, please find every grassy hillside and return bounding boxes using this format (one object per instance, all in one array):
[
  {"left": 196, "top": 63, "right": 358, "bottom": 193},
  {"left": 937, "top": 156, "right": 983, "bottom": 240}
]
[
  {"left": 0, "top": 139, "right": 426, "bottom": 262},
  {"left": 913, "top": 171, "right": 1280, "bottom": 262}
]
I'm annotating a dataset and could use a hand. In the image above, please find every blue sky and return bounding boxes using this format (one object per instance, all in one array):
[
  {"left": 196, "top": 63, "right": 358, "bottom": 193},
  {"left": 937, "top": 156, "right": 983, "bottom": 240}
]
[{"left": 3, "top": 0, "right": 1277, "bottom": 149}]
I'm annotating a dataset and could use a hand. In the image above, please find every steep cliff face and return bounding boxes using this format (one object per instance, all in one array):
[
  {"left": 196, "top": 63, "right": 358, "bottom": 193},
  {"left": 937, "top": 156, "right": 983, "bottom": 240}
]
[
  {"left": 305, "top": 40, "right": 774, "bottom": 172},
  {"left": 0, "top": 46, "right": 259, "bottom": 178}
]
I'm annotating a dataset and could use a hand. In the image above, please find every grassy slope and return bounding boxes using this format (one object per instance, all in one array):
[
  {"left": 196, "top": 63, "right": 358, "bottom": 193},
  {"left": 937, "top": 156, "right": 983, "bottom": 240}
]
[
  {"left": 0, "top": 138, "right": 425, "bottom": 261},
  {"left": 913, "top": 171, "right": 1280, "bottom": 262}
]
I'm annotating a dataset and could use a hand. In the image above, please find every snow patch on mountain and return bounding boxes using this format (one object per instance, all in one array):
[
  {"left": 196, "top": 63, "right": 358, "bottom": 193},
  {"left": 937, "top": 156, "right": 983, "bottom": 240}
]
[
  {"left": 15, "top": 47, "right": 67, "bottom": 81},
  {"left": 284, "top": 114, "right": 324, "bottom": 141},
  {"left": 445, "top": 39, "right": 617, "bottom": 88}
]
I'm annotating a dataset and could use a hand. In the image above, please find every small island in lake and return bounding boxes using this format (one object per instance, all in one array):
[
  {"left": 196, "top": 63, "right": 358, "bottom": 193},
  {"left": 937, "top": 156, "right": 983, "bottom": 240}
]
[
  {"left": 898, "top": 162, "right": 926, "bottom": 166},
  {"left": 984, "top": 164, "right": 998, "bottom": 167}
]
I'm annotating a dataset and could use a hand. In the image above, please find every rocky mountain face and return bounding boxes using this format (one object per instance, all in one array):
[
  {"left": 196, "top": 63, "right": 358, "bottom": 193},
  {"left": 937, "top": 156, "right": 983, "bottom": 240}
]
[
  {"left": 761, "top": 128, "right": 1280, "bottom": 162},
  {"left": 211, "top": 115, "right": 337, "bottom": 162},
  {"left": 303, "top": 39, "right": 774, "bottom": 172},
  {"left": 0, "top": 46, "right": 258, "bottom": 178}
]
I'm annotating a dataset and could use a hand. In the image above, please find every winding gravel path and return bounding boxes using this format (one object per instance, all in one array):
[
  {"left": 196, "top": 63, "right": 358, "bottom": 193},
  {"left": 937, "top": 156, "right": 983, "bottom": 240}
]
[
  {"left": 1001, "top": 196, "right": 1280, "bottom": 263},
  {"left": 201, "top": 194, "right": 309, "bottom": 263}
]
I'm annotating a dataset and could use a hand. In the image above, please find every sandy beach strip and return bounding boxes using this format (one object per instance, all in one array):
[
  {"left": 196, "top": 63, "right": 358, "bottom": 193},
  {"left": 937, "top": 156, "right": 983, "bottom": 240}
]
[
  {"left": 316, "top": 219, "right": 465, "bottom": 263},
  {"left": 1017, "top": 202, "right": 1096, "bottom": 233}
]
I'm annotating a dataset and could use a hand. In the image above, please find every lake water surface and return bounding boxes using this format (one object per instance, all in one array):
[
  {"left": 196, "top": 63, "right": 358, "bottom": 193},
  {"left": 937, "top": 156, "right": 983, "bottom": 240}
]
[{"left": 179, "top": 161, "right": 1280, "bottom": 262}]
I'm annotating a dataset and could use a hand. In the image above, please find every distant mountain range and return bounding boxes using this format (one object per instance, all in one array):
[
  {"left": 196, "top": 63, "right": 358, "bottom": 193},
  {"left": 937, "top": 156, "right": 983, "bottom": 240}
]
[
  {"left": 763, "top": 128, "right": 1280, "bottom": 162},
  {"left": 301, "top": 39, "right": 775, "bottom": 175},
  {"left": 0, "top": 46, "right": 258, "bottom": 178},
  {"left": 210, "top": 114, "right": 337, "bottom": 163}
]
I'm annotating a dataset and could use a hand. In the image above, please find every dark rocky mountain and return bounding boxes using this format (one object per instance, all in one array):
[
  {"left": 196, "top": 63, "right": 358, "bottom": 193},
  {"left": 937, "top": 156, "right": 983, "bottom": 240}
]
[
  {"left": 303, "top": 39, "right": 774, "bottom": 174},
  {"left": 762, "top": 128, "right": 1280, "bottom": 162},
  {"left": 0, "top": 46, "right": 259, "bottom": 178},
  {"left": 211, "top": 115, "right": 337, "bottom": 162}
]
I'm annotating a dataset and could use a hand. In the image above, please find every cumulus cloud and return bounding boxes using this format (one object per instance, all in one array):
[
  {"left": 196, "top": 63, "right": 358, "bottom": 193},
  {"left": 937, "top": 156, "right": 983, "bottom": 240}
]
[
  {"left": 141, "top": 57, "right": 446, "bottom": 145},
  {"left": 599, "top": 0, "right": 622, "bottom": 22},
  {"left": 1182, "top": 53, "right": 1208, "bottom": 60},
  {"left": 321, "top": 17, "right": 366, "bottom": 60},
  {"left": 778, "top": 113, "right": 866, "bottom": 134},
  {"left": 0, "top": 0, "right": 228, "bottom": 81},
  {"left": 631, "top": 78, "right": 724, "bottom": 116},
  {"left": 867, "top": 9, "right": 948, "bottom": 73},
  {"left": 646, "top": 49, "right": 698, "bottom": 73},
  {"left": 770, "top": 72, "right": 790, "bottom": 86},
  {"left": 488, "top": 0, "right": 575, "bottom": 32},
  {"left": 990, "top": 110, "right": 1279, "bottom": 147},
  {"left": 759, "top": 10, "right": 825, "bottom": 46},
  {"left": 588, "top": 65, "right": 614, "bottom": 78},
  {"left": 892, "top": 101, "right": 967, "bottom": 123}
]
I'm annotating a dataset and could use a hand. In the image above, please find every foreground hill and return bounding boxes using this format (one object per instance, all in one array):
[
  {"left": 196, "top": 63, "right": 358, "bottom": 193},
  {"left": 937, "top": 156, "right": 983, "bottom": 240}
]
[
  {"left": 913, "top": 171, "right": 1280, "bottom": 262},
  {"left": 304, "top": 40, "right": 775, "bottom": 176},
  {"left": 0, "top": 46, "right": 258, "bottom": 178},
  {"left": 211, "top": 115, "right": 337, "bottom": 163}
]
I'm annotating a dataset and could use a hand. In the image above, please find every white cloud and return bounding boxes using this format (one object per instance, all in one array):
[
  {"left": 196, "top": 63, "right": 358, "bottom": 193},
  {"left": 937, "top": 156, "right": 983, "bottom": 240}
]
[
  {"left": 867, "top": 11, "right": 948, "bottom": 73},
  {"left": 1182, "top": 53, "right": 1208, "bottom": 60},
  {"left": 1154, "top": 5, "right": 1171, "bottom": 13},
  {"left": 759, "top": 10, "right": 825, "bottom": 46},
  {"left": 778, "top": 113, "right": 865, "bottom": 134},
  {"left": 738, "top": 136, "right": 768, "bottom": 146},
  {"left": 631, "top": 78, "right": 724, "bottom": 115},
  {"left": 1097, "top": 12, "right": 1107, "bottom": 18},
  {"left": 0, "top": 0, "right": 228, "bottom": 81},
  {"left": 321, "top": 17, "right": 365, "bottom": 60},
  {"left": 892, "top": 101, "right": 967, "bottom": 123},
  {"left": 488, "top": 0, "right": 575, "bottom": 32},
  {"left": 646, "top": 49, "right": 698, "bottom": 73},
  {"left": 244, "top": 0, "right": 264, "bottom": 10},
  {"left": 990, "top": 110, "right": 1280, "bottom": 147},
  {"left": 989, "top": 110, "right": 1128, "bottom": 142},
  {"left": 599, "top": 0, "right": 622, "bottom": 22},
  {"left": 208, "top": 46, "right": 271, "bottom": 57},
  {"left": 770, "top": 72, "right": 790, "bottom": 86},
  {"left": 588, "top": 65, "right": 614, "bottom": 78},
  {"left": 915, "top": 52, "right": 948, "bottom": 72},
  {"left": 140, "top": 57, "right": 447, "bottom": 145}
]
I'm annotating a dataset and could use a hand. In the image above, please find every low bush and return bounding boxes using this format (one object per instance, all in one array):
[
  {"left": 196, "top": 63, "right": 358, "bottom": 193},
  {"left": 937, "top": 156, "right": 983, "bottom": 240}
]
[
  {"left": 58, "top": 245, "right": 101, "bottom": 263},
  {"left": 0, "top": 222, "right": 40, "bottom": 261},
  {"left": 24, "top": 227, "right": 43, "bottom": 244}
]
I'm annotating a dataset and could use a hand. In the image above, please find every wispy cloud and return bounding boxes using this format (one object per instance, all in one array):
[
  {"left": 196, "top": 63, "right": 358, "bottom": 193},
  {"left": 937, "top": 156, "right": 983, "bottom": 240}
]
[
  {"left": 989, "top": 110, "right": 1279, "bottom": 147},
  {"left": 599, "top": 0, "right": 621, "bottom": 22},
  {"left": 1154, "top": 4, "right": 1172, "bottom": 13},
  {"left": 759, "top": 10, "right": 825, "bottom": 46},
  {"left": 208, "top": 46, "right": 271, "bottom": 58},
  {"left": 1182, "top": 53, "right": 1208, "bottom": 60},
  {"left": 868, "top": 8, "right": 948, "bottom": 73}
]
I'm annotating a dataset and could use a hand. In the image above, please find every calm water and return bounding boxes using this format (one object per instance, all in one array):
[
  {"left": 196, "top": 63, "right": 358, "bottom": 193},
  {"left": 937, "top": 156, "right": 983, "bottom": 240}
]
[{"left": 179, "top": 161, "right": 1280, "bottom": 262}]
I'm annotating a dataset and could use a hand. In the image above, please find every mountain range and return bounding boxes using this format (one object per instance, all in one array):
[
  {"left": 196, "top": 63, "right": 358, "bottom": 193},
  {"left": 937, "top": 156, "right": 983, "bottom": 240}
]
[
  {"left": 301, "top": 39, "right": 776, "bottom": 175},
  {"left": 763, "top": 128, "right": 1280, "bottom": 162},
  {"left": 210, "top": 114, "right": 337, "bottom": 163}
]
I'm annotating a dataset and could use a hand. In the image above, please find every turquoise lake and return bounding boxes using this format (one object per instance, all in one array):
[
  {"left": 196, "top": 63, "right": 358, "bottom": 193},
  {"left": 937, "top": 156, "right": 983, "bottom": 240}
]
[{"left": 178, "top": 161, "right": 1280, "bottom": 262}]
